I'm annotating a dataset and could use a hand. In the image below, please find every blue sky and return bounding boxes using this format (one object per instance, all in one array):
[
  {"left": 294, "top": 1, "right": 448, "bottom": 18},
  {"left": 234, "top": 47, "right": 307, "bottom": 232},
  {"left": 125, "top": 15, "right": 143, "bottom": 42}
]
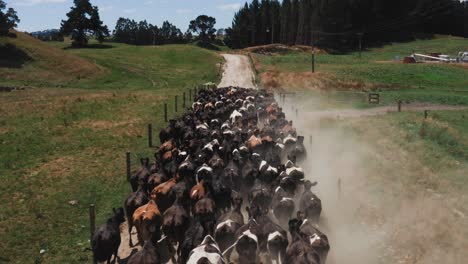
[{"left": 7, "top": 0, "right": 244, "bottom": 32}]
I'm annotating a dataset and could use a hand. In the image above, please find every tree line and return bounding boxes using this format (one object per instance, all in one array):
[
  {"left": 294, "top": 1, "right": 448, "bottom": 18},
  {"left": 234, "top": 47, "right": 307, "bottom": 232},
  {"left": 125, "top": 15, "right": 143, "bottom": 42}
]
[
  {"left": 113, "top": 18, "right": 186, "bottom": 45},
  {"left": 225, "top": 0, "right": 468, "bottom": 50},
  {"left": 113, "top": 15, "right": 219, "bottom": 45}
]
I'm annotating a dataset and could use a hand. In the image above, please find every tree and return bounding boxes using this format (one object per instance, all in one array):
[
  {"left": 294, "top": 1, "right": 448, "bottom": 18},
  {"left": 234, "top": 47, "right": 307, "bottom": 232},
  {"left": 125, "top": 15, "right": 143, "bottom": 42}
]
[
  {"left": 60, "top": 0, "right": 109, "bottom": 47},
  {"left": 0, "top": 0, "right": 20, "bottom": 36},
  {"left": 189, "top": 15, "right": 217, "bottom": 42}
]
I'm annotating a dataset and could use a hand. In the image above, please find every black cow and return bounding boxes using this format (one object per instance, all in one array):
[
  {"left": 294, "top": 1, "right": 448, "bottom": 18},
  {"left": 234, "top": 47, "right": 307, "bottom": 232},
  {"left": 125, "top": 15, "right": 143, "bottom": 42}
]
[{"left": 91, "top": 208, "right": 125, "bottom": 264}]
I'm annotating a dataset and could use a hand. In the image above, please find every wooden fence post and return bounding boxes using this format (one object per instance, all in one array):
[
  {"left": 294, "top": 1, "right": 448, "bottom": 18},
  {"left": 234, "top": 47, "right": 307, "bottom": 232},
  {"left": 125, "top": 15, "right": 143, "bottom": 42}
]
[
  {"left": 398, "top": 100, "right": 402, "bottom": 112},
  {"left": 148, "top": 124, "right": 153, "bottom": 148},
  {"left": 164, "top": 103, "right": 168, "bottom": 122},
  {"left": 126, "top": 152, "right": 131, "bottom": 181},
  {"left": 89, "top": 204, "right": 96, "bottom": 264},
  {"left": 89, "top": 204, "right": 95, "bottom": 241},
  {"left": 424, "top": 110, "right": 429, "bottom": 119},
  {"left": 189, "top": 89, "right": 192, "bottom": 102},
  {"left": 338, "top": 178, "right": 342, "bottom": 199},
  {"left": 175, "top": 95, "right": 178, "bottom": 113},
  {"left": 183, "top": 92, "right": 186, "bottom": 109}
]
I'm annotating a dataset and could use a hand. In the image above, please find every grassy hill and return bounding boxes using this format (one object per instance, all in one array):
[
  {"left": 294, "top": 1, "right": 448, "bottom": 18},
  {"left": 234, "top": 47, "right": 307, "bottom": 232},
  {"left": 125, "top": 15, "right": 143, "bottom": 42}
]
[
  {"left": 0, "top": 34, "right": 221, "bottom": 263},
  {"left": 252, "top": 36, "right": 468, "bottom": 106},
  {"left": 0, "top": 32, "right": 102, "bottom": 87},
  {"left": 1, "top": 32, "right": 222, "bottom": 90}
]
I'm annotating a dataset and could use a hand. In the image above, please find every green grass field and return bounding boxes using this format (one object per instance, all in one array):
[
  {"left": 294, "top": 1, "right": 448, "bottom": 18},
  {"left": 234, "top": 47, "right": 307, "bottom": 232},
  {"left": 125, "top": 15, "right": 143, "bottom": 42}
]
[
  {"left": 253, "top": 36, "right": 468, "bottom": 105},
  {"left": 0, "top": 33, "right": 221, "bottom": 263}
]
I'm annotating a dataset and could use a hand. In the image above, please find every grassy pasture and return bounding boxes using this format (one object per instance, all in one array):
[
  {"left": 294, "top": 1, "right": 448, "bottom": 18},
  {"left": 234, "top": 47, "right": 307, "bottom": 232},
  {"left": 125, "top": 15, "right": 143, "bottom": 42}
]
[
  {"left": 253, "top": 36, "right": 468, "bottom": 105},
  {"left": 0, "top": 34, "right": 221, "bottom": 263}
]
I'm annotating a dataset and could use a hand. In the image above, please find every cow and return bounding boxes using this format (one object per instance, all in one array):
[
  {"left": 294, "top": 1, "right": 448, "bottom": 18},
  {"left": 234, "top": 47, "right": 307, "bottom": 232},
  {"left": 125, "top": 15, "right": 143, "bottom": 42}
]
[
  {"left": 214, "top": 192, "right": 244, "bottom": 252},
  {"left": 299, "top": 180, "right": 321, "bottom": 224},
  {"left": 162, "top": 195, "right": 190, "bottom": 260},
  {"left": 91, "top": 208, "right": 125, "bottom": 264},
  {"left": 129, "top": 158, "right": 151, "bottom": 192},
  {"left": 186, "top": 235, "right": 226, "bottom": 264},
  {"left": 194, "top": 197, "right": 217, "bottom": 237},
  {"left": 124, "top": 185, "right": 149, "bottom": 247},
  {"left": 126, "top": 240, "right": 159, "bottom": 264},
  {"left": 133, "top": 200, "right": 162, "bottom": 246}
]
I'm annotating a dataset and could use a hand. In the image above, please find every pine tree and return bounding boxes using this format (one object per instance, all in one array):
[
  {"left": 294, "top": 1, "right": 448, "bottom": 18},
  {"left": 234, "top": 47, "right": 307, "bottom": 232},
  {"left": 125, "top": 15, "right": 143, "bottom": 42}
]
[
  {"left": 225, "top": 0, "right": 466, "bottom": 49},
  {"left": 288, "top": 0, "right": 299, "bottom": 45},
  {"left": 280, "top": 0, "right": 291, "bottom": 44},
  {"left": 0, "top": 0, "right": 20, "bottom": 36},
  {"left": 60, "top": 0, "right": 108, "bottom": 47}
]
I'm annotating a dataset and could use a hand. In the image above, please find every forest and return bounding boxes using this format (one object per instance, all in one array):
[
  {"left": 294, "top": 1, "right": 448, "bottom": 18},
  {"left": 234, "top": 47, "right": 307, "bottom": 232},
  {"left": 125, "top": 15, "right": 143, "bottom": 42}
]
[{"left": 225, "top": 0, "right": 468, "bottom": 50}]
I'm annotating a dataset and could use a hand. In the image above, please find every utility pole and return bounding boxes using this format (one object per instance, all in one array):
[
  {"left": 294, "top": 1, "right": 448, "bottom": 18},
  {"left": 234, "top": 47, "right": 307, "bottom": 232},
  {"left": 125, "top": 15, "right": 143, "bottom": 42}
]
[
  {"left": 271, "top": 25, "right": 274, "bottom": 44},
  {"left": 358, "top": 33, "right": 363, "bottom": 58},
  {"left": 151, "top": 29, "right": 156, "bottom": 46},
  {"left": 312, "top": 47, "right": 315, "bottom": 73}
]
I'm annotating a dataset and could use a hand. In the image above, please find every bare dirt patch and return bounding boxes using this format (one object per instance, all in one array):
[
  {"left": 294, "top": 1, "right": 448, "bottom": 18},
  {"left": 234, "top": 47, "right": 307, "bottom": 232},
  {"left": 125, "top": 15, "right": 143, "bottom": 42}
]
[
  {"left": 260, "top": 71, "right": 366, "bottom": 91},
  {"left": 25, "top": 156, "right": 76, "bottom": 180},
  {"left": 244, "top": 44, "right": 327, "bottom": 55},
  {"left": 302, "top": 103, "right": 468, "bottom": 120},
  {"left": 78, "top": 119, "right": 141, "bottom": 132}
]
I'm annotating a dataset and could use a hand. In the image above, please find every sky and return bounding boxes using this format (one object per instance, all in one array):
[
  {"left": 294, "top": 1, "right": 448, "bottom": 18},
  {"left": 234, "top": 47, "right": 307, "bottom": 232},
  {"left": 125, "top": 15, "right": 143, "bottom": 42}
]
[{"left": 7, "top": 0, "right": 244, "bottom": 32}]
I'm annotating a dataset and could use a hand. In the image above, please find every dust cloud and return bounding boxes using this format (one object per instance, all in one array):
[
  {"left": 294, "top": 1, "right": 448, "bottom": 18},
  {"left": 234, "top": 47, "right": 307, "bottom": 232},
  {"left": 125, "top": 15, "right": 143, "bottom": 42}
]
[{"left": 278, "top": 93, "right": 468, "bottom": 264}]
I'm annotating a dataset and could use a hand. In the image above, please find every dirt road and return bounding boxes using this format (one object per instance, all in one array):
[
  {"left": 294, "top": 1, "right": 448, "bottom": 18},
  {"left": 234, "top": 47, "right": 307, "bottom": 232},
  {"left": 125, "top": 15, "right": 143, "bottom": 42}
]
[{"left": 218, "top": 54, "right": 256, "bottom": 89}]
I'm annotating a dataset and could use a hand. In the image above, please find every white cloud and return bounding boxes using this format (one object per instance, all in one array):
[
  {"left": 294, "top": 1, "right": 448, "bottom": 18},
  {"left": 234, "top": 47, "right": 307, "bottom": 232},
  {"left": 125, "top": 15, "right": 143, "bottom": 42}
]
[
  {"left": 217, "top": 3, "right": 241, "bottom": 11},
  {"left": 12, "top": 0, "right": 67, "bottom": 6},
  {"left": 144, "top": 0, "right": 154, "bottom": 5}
]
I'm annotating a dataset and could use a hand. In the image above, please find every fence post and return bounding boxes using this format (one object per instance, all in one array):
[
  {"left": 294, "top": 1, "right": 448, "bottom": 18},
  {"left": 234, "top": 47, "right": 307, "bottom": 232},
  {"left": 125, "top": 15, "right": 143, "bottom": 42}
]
[
  {"left": 424, "top": 110, "right": 429, "bottom": 119},
  {"left": 126, "top": 152, "right": 131, "bottom": 181},
  {"left": 89, "top": 204, "right": 95, "bottom": 242},
  {"left": 148, "top": 124, "right": 153, "bottom": 148},
  {"left": 175, "top": 95, "right": 178, "bottom": 113},
  {"left": 183, "top": 92, "right": 186, "bottom": 109},
  {"left": 164, "top": 103, "right": 168, "bottom": 122},
  {"left": 398, "top": 100, "right": 402, "bottom": 112},
  {"left": 89, "top": 204, "right": 96, "bottom": 264},
  {"left": 338, "top": 178, "right": 342, "bottom": 199},
  {"left": 189, "top": 89, "right": 192, "bottom": 102},
  {"left": 312, "top": 51, "right": 315, "bottom": 73}
]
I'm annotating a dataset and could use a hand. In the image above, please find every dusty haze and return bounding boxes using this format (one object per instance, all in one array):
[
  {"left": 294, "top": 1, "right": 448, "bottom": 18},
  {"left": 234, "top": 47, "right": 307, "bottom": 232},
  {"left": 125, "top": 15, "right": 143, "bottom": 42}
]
[{"left": 279, "top": 93, "right": 468, "bottom": 264}]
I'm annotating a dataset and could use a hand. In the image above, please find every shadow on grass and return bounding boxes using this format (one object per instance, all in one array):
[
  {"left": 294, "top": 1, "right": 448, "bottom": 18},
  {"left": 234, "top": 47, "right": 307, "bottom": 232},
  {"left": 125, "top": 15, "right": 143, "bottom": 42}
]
[
  {"left": 0, "top": 43, "right": 33, "bottom": 68},
  {"left": 195, "top": 41, "right": 221, "bottom": 51},
  {"left": 63, "top": 43, "right": 115, "bottom": 50}
]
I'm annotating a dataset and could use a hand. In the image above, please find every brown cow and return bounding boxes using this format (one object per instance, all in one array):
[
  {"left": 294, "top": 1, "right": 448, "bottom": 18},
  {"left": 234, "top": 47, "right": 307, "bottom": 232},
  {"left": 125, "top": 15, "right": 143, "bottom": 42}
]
[
  {"left": 133, "top": 200, "right": 162, "bottom": 246},
  {"left": 190, "top": 179, "right": 207, "bottom": 203},
  {"left": 247, "top": 135, "right": 262, "bottom": 150},
  {"left": 150, "top": 178, "right": 177, "bottom": 213}
]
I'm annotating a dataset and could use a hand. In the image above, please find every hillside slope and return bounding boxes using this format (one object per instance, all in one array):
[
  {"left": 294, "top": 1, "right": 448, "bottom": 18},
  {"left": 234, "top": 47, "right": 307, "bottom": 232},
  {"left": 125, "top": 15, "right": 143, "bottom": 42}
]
[{"left": 0, "top": 32, "right": 102, "bottom": 87}]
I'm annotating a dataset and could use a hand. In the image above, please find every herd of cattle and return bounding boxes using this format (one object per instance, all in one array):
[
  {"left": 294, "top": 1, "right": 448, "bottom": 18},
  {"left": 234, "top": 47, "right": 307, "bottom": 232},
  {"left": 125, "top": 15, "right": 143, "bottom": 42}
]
[{"left": 91, "top": 87, "right": 330, "bottom": 264}]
